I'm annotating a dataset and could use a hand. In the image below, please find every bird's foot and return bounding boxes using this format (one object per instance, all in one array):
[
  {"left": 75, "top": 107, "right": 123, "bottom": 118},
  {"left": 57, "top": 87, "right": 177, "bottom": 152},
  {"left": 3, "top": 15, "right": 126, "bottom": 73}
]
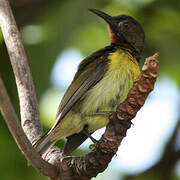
[
  {"left": 82, "top": 129, "right": 98, "bottom": 144},
  {"left": 94, "top": 111, "right": 114, "bottom": 118}
]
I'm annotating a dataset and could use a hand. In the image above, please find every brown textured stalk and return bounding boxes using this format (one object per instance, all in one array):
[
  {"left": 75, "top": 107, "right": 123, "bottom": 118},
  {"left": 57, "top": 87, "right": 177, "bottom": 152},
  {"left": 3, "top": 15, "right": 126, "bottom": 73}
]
[{"left": 60, "top": 53, "right": 159, "bottom": 180}]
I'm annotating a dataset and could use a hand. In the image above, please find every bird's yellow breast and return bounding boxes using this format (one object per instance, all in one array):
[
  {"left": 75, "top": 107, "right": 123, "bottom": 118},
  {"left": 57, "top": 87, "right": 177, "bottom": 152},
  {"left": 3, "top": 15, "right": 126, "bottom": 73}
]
[{"left": 81, "top": 49, "right": 140, "bottom": 132}]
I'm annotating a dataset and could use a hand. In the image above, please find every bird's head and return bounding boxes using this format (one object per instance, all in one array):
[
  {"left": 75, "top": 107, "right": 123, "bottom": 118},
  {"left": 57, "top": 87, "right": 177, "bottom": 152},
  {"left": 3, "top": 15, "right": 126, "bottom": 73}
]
[{"left": 89, "top": 9, "right": 145, "bottom": 59}]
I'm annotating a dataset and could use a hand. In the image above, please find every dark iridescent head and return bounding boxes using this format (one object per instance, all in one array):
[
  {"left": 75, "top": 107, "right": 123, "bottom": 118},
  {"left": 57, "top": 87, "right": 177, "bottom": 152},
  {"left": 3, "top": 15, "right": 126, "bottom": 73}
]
[{"left": 89, "top": 9, "right": 145, "bottom": 59}]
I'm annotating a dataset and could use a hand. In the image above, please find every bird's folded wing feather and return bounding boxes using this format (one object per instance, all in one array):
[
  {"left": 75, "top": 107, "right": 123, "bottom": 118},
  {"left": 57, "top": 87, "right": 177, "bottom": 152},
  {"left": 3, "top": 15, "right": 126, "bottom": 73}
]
[{"left": 50, "top": 46, "right": 113, "bottom": 132}]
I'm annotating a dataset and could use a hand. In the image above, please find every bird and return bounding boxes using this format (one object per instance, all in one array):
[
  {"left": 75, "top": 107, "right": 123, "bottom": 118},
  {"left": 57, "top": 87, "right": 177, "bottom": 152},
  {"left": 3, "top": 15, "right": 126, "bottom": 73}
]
[{"left": 34, "top": 9, "right": 145, "bottom": 155}]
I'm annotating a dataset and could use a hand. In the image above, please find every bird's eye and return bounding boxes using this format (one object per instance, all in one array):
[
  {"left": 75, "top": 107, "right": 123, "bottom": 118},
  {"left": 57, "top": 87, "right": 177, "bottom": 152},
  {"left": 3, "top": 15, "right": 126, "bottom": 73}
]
[
  {"left": 118, "top": 21, "right": 131, "bottom": 30},
  {"left": 123, "top": 22, "right": 131, "bottom": 30}
]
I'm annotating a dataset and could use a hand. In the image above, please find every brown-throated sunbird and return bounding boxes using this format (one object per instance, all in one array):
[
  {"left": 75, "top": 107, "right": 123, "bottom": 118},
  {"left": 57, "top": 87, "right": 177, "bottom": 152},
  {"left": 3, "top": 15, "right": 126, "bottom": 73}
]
[{"left": 35, "top": 9, "right": 145, "bottom": 155}]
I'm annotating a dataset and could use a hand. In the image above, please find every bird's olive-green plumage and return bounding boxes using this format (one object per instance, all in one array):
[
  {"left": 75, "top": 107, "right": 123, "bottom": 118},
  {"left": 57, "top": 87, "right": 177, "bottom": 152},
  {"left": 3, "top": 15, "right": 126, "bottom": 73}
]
[{"left": 35, "top": 9, "right": 145, "bottom": 155}]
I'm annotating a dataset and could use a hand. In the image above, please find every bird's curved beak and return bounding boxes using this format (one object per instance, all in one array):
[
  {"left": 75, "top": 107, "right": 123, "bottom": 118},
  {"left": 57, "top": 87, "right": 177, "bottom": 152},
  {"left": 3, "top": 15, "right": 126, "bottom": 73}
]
[
  {"left": 89, "top": 9, "right": 123, "bottom": 40},
  {"left": 89, "top": 9, "right": 125, "bottom": 43},
  {"left": 89, "top": 9, "right": 115, "bottom": 28}
]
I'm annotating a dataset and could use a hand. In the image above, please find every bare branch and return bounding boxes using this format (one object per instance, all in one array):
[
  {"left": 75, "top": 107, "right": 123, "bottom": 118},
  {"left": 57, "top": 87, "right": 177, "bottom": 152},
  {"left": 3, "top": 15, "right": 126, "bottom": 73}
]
[
  {"left": 60, "top": 53, "right": 159, "bottom": 180},
  {"left": 0, "top": 75, "right": 58, "bottom": 177},
  {"left": 0, "top": 0, "right": 59, "bottom": 177},
  {"left": 0, "top": 0, "right": 42, "bottom": 144}
]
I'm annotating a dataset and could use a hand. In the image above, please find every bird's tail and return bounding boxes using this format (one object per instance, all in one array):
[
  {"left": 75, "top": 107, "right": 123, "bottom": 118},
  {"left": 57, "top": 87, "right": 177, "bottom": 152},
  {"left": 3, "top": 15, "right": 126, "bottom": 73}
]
[{"left": 34, "top": 132, "right": 56, "bottom": 155}]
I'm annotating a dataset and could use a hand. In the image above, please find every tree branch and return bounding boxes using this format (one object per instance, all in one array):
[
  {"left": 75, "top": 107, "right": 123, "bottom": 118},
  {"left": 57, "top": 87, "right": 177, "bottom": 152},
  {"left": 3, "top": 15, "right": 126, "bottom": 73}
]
[
  {"left": 0, "top": 0, "right": 42, "bottom": 144},
  {"left": 60, "top": 53, "right": 159, "bottom": 180},
  {"left": 0, "top": 0, "right": 59, "bottom": 178},
  {"left": 0, "top": 75, "right": 58, "bottom": 177}
]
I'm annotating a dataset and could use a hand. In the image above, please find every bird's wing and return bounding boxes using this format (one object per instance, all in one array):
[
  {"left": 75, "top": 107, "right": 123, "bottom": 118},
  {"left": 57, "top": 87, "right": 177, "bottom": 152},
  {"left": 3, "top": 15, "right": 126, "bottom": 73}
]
[{"left": 50, "top": 46, "right": 114, "bottom": 132}]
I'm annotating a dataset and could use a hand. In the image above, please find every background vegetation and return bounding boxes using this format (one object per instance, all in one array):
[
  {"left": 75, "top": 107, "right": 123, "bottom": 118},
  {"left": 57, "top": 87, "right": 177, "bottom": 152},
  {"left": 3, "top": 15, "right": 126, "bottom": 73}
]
[{"left": 0, "top": 0, "right": 180, "bottom": 179}]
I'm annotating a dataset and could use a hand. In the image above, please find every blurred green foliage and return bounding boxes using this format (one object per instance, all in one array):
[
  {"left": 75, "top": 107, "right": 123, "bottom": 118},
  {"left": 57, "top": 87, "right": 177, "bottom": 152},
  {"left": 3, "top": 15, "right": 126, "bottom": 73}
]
[{"left": 1, "top": 0, "right": 180, "bottom": 179}]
